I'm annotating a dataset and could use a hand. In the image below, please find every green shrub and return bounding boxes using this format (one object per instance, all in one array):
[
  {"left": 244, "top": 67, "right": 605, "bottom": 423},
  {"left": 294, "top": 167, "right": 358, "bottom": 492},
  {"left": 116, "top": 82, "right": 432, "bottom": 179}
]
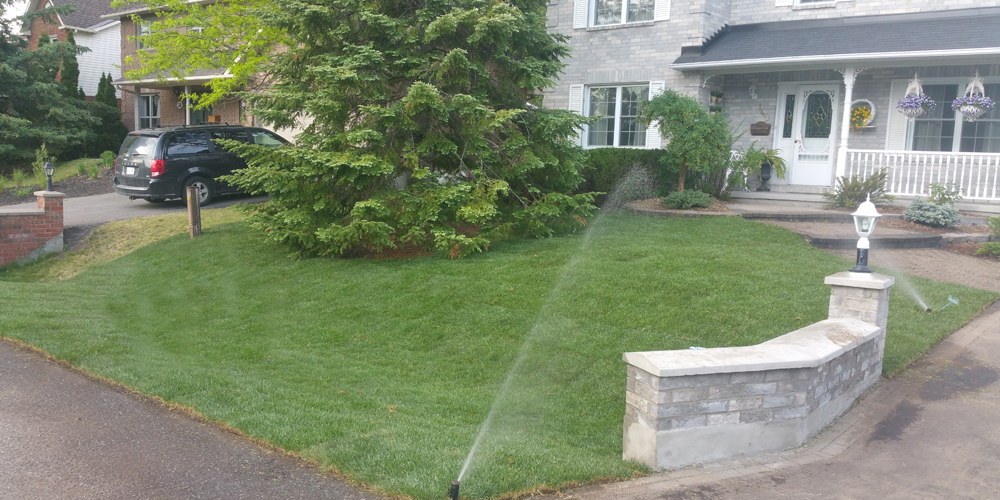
[
  {"left": 903, "top": 197, "right": 961, "bottom": 228},
  {"left": 986, "top": 215, "right": 1000, "bottom": 237},
  {"left": 77, "top": 162, "right": 87, "bottom": 176},
  {"left": 32, "top": 144, "right": 50, "bottom": 189},
  {"left": 100, "top": 151, "right": 117, "bottom": 169},
  {"left": 87, "top": 163, "right": 100, "bottom": 179},
  {"left": 929, "top": 183, "right": 963, "bottom": 205},
  {"left": 662, "top": 190, "right": 713, "bottom": 210},
  {"left": 977, "top": 243, "right": 1000, "bottom": 260},
  {"left": 823, "top": 169, "right": 894, "bottom": 208},
  {"left": 579, "top": 148, "right": 664, "bottom": 205},
  {"left": 11, "top": 169, "right": 27, "bottom": 189}
]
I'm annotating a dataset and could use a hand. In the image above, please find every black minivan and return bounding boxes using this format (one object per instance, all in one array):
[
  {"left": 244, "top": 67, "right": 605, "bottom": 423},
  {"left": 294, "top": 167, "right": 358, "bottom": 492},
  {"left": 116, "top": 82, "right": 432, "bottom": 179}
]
[{"left": 113, "top": 124, "right": 288, "bottom": 205}]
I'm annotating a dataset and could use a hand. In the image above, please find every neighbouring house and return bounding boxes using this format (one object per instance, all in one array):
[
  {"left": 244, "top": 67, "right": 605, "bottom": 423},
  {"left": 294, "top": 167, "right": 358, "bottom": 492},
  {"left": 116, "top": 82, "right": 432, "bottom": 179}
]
[
  {"left": 544, "top": 1, "right": 1000, "bottom": 213},
  {"left": 18, "top": 0, "right": 121, "bottom": 99},
  {"left": 101, "top": 4, "right": 246, "bottom": 132}
]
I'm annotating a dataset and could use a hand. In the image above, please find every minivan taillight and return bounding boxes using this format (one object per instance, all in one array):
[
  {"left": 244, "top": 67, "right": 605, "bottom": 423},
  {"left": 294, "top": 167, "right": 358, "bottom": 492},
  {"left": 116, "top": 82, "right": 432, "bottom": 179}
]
[{"left": 151, "top": 159, "right": 165, "bottom": 178}]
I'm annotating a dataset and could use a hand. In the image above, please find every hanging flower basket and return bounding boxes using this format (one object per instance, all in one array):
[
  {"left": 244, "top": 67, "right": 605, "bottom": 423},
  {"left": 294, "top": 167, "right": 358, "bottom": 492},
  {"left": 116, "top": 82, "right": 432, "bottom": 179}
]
[
  {"left": 952, "top": 70, "right": 995, "bottom": 122},
  {"left": 897, "top": 94, "right": 936, "bottom": 120},
  {"left": 896, "top": 73, "right": 935, "bottom": 120}
]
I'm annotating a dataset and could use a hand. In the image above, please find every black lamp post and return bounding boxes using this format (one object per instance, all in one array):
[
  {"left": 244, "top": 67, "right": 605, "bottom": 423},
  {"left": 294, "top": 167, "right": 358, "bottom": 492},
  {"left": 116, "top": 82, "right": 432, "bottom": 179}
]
[
  {"left": 850, "top": 194, "right": 881, "bottom": 273},
  {"left": 44, "top": 159, "right": 55, "bottom": 191}
]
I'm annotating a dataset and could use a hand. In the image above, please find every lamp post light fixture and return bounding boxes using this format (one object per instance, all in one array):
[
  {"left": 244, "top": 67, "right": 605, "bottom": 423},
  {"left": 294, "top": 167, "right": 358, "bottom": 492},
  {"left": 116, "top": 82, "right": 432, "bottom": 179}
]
[
  {"left": 43, "top": 159, "right": 55, "bottom": 191},
  {"left": 850, "top": 194, "right": 881, "bottom": 273}
]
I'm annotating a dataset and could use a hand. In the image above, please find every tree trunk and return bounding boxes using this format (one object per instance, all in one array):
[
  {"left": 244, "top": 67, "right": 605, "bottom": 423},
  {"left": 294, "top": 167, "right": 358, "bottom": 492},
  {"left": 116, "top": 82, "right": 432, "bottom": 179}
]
[{"left": 677, "top": 164, "right": 687, "bottom": 193}]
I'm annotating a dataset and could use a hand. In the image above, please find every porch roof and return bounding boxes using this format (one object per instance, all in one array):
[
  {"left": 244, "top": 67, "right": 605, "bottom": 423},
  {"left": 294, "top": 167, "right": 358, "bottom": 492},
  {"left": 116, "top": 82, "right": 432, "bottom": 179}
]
[
  {"left": 672, "top": 8, "right": 1000, "bottom": 73},
  {"left": 113, "top": 69, "right": 230, "bottom": 88}
]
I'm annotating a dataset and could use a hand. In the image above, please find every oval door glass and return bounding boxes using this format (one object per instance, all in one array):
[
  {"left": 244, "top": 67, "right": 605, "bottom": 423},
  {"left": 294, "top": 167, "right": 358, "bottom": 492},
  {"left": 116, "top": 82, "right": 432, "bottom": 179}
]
[{"left": 800, "top": 91, "right": 832, "bottom": 161}]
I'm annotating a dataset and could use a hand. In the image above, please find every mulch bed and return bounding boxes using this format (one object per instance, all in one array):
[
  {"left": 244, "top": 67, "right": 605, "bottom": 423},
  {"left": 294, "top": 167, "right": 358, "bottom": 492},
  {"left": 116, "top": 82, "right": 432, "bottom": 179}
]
[
  {"left": 0, "top": 168, "right": 116, "bottom": 207},
  {"left": 628, "top": 197, "right": 738, "bottom": 215},
  {"left": 878, "top": 218, "right": 990, "bottom": 235},
  {"left": 941, "top": 241, "right": 1000, "bottom": 261}
]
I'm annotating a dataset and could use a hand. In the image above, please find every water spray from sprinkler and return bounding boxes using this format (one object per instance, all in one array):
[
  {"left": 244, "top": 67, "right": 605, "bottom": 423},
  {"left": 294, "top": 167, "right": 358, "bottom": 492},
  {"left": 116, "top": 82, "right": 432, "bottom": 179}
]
[
  {"left": 936, "top": 296, "right": 960, "bottom": 313},
  {"left": 449, "top": 480, "right": 460, "bottom": 500}
]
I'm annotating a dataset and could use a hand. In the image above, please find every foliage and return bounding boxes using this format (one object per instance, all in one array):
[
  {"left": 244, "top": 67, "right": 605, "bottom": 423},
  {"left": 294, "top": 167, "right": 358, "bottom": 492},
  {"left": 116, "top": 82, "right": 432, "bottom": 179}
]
[
  {"left": 662, "top": 190, "right": 713, "bottom": 209},
  {"left": 82, "top": 74, "right": 129, "bottom": 157},
  {"left": 10, "top": 168, "right": 27, "bottom": 188},
  {"left": 928, "top": 183, "right": 963, "bottom": 205},
  {"left": 639, "top": 88, "right": 730, "bottom": 192},
  {"left": 977, "top": 215, "right": 1000, "bottom": 260},
  {"left": 578, "top": 148, "right": 663, "bottom": 204},
  {"left": 0, "top": 1, "right": 100, "bottom": 166},
  {"left": 987, "top": 215, "right": 1000, "bottom": 237},
  {"left": 113, "top": 0, "right": 287, "bottom": 109},
  {"left": 903, "top": 197, "right": 961, "bottom": 228},
  {"left": 823, "top": 169, "right": 894, "bottom": 208},
  {"left": 952, "top": 94, "right": 995, "bottom": 114},
  {"left": 213, "top": 0, "right": 592, "bottom": 258},
  {"left": 61, "top": 31, "right": 83, "bottom": 99},
  {"left": 100, "top": 150, "right": 117, "bottom": 168},
  {"left": 31, "top": 143, "right": 50, "bottom": 187},
  {"left": 897, "top": 94, "right": 936, "bottom": 112}
]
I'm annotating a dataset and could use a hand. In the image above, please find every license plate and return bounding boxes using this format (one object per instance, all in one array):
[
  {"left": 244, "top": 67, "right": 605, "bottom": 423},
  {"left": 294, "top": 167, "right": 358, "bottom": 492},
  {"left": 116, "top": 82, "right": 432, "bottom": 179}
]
[{"left": 125, "top": 167, "right": 136, "bottom": 175}]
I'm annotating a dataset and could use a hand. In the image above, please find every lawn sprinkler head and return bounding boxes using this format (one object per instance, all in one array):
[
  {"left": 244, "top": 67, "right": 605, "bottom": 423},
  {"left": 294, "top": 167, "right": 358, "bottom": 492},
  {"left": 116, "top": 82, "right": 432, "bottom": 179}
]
[
  {"left": 926, "top": 307, "right": 933, "bottom": 313},
  {"left": 449, "top": 480, "right": 460, "bottom": 500}
]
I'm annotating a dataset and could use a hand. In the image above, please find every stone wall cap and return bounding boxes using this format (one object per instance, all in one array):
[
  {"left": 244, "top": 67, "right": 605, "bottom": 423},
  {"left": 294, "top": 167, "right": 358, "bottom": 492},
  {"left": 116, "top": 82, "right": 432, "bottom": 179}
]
[
  {"left": 623, "top": 318, "right": 882, "bottom": 377},
  {"left": 824, "top": 271, "right": 895, "bottom": 290},
  {"left": 34, "top": 191, "right": 67, "bottom": 198},
  {"left": 0, "top": 208, "right": 45, "bottom": 216}
]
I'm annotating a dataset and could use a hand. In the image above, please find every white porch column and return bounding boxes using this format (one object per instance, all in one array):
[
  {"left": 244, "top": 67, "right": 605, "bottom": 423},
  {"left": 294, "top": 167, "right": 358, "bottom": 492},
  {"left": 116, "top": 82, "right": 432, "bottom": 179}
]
[
  {"left": 184, "top": 85, "right": 191, "bottom": 125},
  {"left": 836, "top": 67, "right": 859, "bottom": 179},
  {"left": 134, "top": 85, "right": 141, "bottom": 130}
]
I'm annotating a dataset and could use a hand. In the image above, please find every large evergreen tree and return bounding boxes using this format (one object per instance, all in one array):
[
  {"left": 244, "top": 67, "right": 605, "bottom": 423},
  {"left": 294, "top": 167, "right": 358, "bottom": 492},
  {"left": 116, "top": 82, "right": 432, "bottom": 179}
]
[
  {"left": 61, "top": 30, "right": 83, "bottom": 99},
  {"left": 83, "top": 73, "right": 128, "bottom": 156},
  {"left": 0, "top": 2, "right": 100, "bottom": 166}
]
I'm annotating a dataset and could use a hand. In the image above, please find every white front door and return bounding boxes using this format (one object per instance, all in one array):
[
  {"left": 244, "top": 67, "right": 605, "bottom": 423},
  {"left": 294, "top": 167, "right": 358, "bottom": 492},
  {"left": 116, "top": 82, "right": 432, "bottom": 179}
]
[{"left": 773, "top": 84, "right": 839, "bottom": 187}]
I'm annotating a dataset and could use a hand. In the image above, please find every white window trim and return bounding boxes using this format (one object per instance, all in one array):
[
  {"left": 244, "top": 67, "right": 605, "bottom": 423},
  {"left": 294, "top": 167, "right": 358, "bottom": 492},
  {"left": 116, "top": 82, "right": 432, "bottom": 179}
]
[
  {"left": 904, "top": 76, "right": 1000, "bottom": 153},
  {"left": 583, "top": 83, "right": 650, "bottom": 149},
  {"left": 574, "top": 0, "right": 669, "bottom": 29}
]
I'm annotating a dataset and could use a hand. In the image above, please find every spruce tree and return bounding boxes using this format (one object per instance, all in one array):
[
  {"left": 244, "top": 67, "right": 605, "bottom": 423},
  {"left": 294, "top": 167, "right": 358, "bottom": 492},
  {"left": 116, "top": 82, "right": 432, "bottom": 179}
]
[{"left": 61, "top": 30, "right": 82, "bottom": 98}]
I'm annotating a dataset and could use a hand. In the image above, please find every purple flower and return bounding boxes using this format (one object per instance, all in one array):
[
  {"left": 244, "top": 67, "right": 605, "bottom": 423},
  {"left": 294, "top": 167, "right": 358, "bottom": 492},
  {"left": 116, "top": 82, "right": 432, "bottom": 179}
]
[
  {"left": 897, "top": 94, "right": 936, "bottom": 111},
  {"left": 952, "top": 94, "right": 995, "bottom": 112}
]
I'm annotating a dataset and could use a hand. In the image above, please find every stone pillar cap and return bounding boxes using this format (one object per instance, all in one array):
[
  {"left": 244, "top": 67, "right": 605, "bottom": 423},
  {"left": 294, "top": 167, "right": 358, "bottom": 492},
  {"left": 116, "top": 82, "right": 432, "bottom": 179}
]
[
  {"left": 825, "top": 271, "right": 895, "bottom": 290},
  {"left": 34, "top": 191, "right": 66, "bottom": 198}
]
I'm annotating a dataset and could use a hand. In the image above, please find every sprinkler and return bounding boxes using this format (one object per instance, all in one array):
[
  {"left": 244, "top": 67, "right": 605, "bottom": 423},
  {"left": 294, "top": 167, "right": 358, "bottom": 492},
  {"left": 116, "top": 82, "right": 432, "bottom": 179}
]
[
  {"left": 925, "top": 307, "right": 932, "bottom": 313},
  {"left": 936, "top": 296, "right": 960, "bottom": 313},
  {"left": 449, "top": 480, "right": 460, "bottom": 500}
]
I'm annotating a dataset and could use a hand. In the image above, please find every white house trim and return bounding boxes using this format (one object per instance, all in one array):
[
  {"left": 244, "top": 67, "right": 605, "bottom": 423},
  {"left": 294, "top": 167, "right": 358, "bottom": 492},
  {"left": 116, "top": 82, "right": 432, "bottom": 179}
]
[{"left": 671, "top": 47, "right": 1000, "bottom": 71}]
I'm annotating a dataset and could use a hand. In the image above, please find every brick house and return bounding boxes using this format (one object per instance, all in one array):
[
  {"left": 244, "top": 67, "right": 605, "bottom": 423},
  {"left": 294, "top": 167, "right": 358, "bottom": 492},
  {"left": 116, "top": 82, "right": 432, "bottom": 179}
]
[
  {"left": 18, "top": 0, "right": 121, "bottom": 99},
  {"left": 544, "top": 1, "right": 1000, "bottom": 212},
  {"left": 100, "top": 6, "right": 247, "bottom": 132}
]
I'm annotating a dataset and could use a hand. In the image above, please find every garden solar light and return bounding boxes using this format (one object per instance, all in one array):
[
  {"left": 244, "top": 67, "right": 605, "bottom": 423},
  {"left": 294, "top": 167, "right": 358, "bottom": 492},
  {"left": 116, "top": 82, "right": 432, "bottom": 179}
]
[
  {"left": 849, "top": 194, "right": 880, "bottom": 273},
  {"left": 44, "top": 159, "right": 55, "bottom": 191}
]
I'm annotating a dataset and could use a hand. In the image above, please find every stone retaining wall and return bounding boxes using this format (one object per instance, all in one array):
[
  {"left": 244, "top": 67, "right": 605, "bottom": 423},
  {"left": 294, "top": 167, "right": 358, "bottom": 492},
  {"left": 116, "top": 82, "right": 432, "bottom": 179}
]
[
  {"left": 0, "top": 192, "right": 65, "bottom": 268},
  {"left": 623, "top": 272, "right": 894, "bottom": 470}
]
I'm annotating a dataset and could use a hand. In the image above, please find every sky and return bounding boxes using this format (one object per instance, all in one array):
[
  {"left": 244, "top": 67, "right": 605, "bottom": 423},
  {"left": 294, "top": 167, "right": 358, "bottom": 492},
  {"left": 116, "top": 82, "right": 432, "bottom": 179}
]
[{"left": 3, "top": 0, "right": 29, "bottom": 31}]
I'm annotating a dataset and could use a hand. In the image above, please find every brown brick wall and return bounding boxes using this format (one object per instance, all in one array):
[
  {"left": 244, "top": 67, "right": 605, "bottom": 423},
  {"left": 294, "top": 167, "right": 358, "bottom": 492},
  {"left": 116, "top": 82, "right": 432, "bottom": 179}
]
[
  {"left": 26, "top": 1, "right": 68, "bottom": 50},
  {"left": 0, "top": 194, "right": 64, "bottom": 268}
]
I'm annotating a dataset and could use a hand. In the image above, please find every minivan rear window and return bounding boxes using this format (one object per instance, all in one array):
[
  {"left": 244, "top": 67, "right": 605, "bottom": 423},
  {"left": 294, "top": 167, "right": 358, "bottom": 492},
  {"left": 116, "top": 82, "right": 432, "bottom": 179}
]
[
  {"left": 167, "top": 132, "right": 212, "bottom": 156},
  {"left": 119, "top": 135, "right": 159, "bottom": 157}
]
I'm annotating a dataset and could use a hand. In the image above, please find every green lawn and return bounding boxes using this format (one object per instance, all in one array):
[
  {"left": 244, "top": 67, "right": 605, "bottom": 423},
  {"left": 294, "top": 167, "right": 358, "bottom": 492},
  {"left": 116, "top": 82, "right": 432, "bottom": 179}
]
[{"left": 0, "top": 212, "right": 995, "bottom": 499}]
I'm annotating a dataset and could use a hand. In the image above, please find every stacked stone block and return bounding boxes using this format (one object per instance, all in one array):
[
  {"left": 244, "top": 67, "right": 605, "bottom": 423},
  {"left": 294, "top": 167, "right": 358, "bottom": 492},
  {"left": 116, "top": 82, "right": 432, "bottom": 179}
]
[{"left": 0, "top": 192, "right": 65, "bottom": 268}]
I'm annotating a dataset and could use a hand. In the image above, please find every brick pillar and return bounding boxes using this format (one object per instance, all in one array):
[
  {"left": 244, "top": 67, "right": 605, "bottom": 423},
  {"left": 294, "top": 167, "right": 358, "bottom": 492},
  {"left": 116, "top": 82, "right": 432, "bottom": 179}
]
[{"left": 824, "top": 272, "right": 895, "bottom": 330}]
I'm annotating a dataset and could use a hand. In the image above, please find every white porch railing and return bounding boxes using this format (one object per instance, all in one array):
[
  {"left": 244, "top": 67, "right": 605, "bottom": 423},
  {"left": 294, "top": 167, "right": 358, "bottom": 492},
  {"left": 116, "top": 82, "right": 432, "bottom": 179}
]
[{"left": 845, "top": 149, "right": 1000, "bottom": 201}]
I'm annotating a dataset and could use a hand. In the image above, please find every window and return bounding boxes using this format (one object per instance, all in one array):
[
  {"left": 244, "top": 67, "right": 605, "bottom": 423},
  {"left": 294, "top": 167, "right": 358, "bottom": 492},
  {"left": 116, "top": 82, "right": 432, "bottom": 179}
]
[
  {"left": 585, "top": 85, "right": 648, "bottom": 148},
  {"left": 167, "top": 132, "right": 211, "bottom": 156},
  {"left": 48, "top": 35, "right": 57, "bottom": 43},
  {"left": 139, "top": 94, "right": 159, "bottom": 129},
  {"left": 910, "top": 83, "right": 1000, "bottom": 153},
  {"left": 575, "top": 0, "right": 666, "bottom": 28},
  {"left": 210, "top": 129, "right": 249, "bottom": 143},
  {"left": 250, "top": 130, "right": 286, "bottom": 147},
  {"left": 191, "top": 105, "right": 212, "bottom": 125},
  {"left": 137, "top": 21, "right": 150, "bottom": 50}
]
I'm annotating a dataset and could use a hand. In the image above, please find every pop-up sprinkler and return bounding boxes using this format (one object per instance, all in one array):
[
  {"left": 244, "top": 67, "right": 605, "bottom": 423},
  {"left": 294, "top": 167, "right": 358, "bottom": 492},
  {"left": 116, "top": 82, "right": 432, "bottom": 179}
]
[
  {"left": 449, "top": 481, "right": 460, "bottom": 500},
  {"left": 936, "top": 296, "right": 960, "bottom": 312}
]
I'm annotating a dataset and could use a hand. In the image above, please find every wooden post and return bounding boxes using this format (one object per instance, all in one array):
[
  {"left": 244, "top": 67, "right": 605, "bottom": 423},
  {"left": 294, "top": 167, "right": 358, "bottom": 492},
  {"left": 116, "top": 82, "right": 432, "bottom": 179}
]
[{"left": 186, "top": 186, "right": 202, "bottom": 238}]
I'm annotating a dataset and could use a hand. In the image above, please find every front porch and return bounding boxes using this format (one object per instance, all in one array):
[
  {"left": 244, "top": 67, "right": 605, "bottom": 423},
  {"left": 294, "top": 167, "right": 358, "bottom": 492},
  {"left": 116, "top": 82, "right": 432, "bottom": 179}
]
[{"left": 671, "top": 8, "right": 1000, "bottom": 214}]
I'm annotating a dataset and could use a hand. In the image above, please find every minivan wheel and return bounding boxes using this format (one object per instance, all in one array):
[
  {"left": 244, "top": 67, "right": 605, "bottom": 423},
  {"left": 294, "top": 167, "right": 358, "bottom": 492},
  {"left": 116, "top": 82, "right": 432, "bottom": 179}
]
[{"left": 183, "top": 176, "right": 214, "bottom": 205}]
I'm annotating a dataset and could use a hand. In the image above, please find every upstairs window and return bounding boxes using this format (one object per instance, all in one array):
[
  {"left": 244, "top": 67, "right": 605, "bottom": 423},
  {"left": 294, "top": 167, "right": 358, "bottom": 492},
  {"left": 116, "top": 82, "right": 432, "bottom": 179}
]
[
  {"left": 137, "top": 21, "right": 150, "bottom": 50},
  {"left": 575, "top": 0, "right": 668, "bottom": 29}
]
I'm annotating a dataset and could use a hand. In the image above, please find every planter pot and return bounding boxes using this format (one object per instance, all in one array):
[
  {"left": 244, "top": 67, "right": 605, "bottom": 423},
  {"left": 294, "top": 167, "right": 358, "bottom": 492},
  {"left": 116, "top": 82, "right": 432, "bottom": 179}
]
[
  {"left": 957, "top": 104, "right": 989, "bottom": 122},
  {"left": 899, "top": 106, "right": 928, "bottom": 120},
  {"left": 749, "top": 121, "right": 772, "bottom": 136},
  {"left": 756, "top": 161, "right": 772, "bottom": 192}
]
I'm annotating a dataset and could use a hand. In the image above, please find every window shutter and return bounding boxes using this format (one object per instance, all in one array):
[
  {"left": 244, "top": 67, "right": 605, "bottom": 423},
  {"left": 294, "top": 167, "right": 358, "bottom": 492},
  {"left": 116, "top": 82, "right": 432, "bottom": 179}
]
[
  {"left": 645, "top": 81, "right": 665, "bottom": 149},
  {"left": 885, "top": 80, "right": 909, "bottom": 151},
  {"left": 775, "top": 0, "right": 793, "bottom": 6},
  {"left": 654, "top": 0, "right": 670, "bottom": 21},
  {"left": 573, "top": 0, "right": 588, "bottom": 29},
  {"left": 569, "top": 84, "right": 585, "bottom": 146}
]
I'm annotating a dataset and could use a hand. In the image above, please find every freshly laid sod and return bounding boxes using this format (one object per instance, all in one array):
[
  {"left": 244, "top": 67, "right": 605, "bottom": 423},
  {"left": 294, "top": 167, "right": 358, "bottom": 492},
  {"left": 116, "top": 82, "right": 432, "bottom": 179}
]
[{"left": 0, "top": 212, "right": 995, "bottom": 499}]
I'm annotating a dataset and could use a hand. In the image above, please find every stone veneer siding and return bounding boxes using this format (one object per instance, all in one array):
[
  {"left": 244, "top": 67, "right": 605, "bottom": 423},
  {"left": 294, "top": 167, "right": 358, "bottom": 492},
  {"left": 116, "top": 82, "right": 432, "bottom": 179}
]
[{"left": 623, "top": 272, "right": 893, "bottom": 470}]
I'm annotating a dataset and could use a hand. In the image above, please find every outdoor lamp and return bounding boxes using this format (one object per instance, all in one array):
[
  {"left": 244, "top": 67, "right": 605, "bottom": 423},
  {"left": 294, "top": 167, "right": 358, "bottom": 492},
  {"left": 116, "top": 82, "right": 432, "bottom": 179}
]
[
  {"left": 44, "top": 159, "right": 55, "bottom": 191},
  {"left": 850, "top": 194, "right": 881, "bottom": 273}
]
